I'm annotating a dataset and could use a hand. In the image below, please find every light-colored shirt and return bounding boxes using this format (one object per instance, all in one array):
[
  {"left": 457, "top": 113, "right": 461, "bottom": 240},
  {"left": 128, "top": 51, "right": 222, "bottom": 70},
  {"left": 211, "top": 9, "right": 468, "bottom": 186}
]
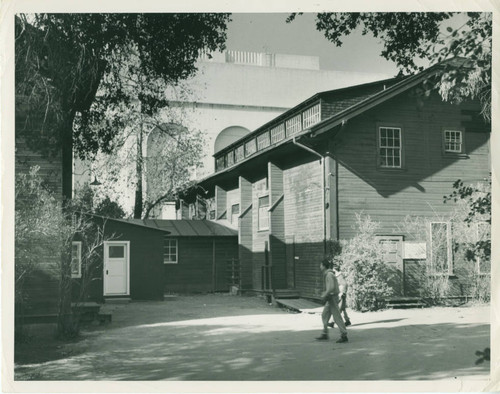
[
  {"left": 322, "top": 269, "right": 339, "bottom": 298},
  {"left": 336, "top": 272, "right": 348, "bottom": 294}
]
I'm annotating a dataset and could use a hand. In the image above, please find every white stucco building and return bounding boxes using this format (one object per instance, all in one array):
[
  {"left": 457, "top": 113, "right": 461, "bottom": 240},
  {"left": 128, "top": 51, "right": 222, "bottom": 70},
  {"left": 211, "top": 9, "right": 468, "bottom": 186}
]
[{"left": 74, "top": 50, "right": 392, "bottom": 216}]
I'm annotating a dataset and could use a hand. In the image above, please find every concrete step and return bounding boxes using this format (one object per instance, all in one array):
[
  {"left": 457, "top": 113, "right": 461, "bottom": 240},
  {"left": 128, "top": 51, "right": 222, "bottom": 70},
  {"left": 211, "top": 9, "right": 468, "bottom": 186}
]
[
  {"left": 385, "top": 297, "right": 427, "bottom": 309},
  {"left": 104, "top": 297, "right": 131, "bottom": 304},
  {"left": 274, "top": 289, "right": 300, "bottom": 299},
  {"left": 275, "top": 298, "right": 323, "bottom": 313},
  {"left": 387, "top": 303, "right": 427, "bottom": 309}
]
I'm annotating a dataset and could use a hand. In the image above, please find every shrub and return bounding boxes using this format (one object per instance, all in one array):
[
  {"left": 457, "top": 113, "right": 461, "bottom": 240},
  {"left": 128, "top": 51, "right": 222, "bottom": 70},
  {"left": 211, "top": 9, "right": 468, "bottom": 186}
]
[{"left": 331, "top": 213, "right": 394, "bottom": 311}]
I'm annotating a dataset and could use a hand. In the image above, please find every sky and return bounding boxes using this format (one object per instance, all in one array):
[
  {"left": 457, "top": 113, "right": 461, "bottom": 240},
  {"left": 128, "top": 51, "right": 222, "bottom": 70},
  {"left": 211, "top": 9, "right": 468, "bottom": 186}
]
[{"left": 224, "top": 13, "right": 467, "bottom": 76}]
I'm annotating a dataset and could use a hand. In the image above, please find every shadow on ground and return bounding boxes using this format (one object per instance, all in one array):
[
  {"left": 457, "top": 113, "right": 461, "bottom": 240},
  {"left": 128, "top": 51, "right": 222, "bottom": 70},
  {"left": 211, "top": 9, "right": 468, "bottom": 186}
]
[{"left": 14, "top": 303, "right": 490, "bottom": 381}]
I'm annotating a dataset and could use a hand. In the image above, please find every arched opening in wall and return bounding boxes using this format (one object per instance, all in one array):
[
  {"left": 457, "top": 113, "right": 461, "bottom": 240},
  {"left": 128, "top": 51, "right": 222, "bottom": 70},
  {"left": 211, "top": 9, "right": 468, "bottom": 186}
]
[{"left": 214, "top": 126, "right": 250, "bottom": 154}]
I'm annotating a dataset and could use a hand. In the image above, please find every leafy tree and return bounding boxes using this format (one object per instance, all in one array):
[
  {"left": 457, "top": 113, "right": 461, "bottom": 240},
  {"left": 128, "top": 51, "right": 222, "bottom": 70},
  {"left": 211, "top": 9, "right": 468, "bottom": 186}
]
[
  {"left": 15, "top": 13, "right": 231, "bottom": 161},
  {"left": 15, "top": 167, "right": 114, "bottom": 339},
  {"left": 332, "top": 213, "right": 394, "bottom": 311},
  {"left": 287, "top": 12, "right": 491, "bottom": 121},
  {"left": 94, "top": 197, "right": 126, "bottom": 219}
]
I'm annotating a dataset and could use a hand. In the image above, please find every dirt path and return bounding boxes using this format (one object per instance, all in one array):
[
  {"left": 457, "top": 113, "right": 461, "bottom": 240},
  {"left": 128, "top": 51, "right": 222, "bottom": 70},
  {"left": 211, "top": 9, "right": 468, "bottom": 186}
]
[{"left": 14, "top": 294, "right": 490, "bottom": 381}]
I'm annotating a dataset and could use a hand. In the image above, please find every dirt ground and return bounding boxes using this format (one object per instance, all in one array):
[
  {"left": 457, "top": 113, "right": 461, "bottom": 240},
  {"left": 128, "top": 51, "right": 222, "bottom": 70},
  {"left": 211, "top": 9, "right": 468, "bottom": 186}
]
[{"left": 14, "top": 294, "right": 490, "bottom": 382}]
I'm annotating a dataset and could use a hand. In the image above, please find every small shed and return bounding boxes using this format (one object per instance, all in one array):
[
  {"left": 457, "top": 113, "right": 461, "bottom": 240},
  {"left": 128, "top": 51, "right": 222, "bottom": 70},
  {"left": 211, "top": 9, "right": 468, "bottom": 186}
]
[
  {"left": 74, "top": 217, "right": 238, "bottom": 302},
  {"left": 124, "top": 219, "right": 239, "bottom": 293},
  {"left": 75, "top": 216, "right": 172, "bottom": 302}
]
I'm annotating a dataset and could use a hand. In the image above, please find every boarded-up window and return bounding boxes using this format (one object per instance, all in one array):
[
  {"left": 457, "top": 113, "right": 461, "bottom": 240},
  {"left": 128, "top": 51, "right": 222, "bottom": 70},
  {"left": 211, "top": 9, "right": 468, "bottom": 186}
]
[
  {"left": 302, "top": 104, "right": 321, "bottom": 129},
  {"left": 379, "top": 127, "right": 402, "bottom": 168},
  {"left": 443, "top": 130, "right": 463, "bottom": 153},
  {"left": 270, "top": 124, "right": 285, "bottom": 144},
  {"left": 377, "top": 236, "right": 403, "bottom": 265},
  {"left": 231, "top": 203, "right": 240, "bottom": 225},
  {"left": 245, "top": 139, "right": 257, "bottom": 157},
  {"left": 257, "top": 132, "right": 271, "bottom": 151},
  {"left": 430, "top": 222, "right": 451, "bottom": 275},
  {"left": 258, "top": 195, "right": 269, "bottom": 231},
  {"left": 71, "top": 241, "right": 82, "bottom": 278},
  {"left": 286, "top": 114, "right": 302, "bottom": 137},
  {"left": 164, "top": 238, "right": 178, "bottom": 264}
]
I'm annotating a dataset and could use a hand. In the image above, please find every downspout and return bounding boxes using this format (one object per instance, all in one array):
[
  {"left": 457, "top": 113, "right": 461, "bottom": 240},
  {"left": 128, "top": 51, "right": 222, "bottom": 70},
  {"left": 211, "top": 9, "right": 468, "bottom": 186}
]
[{"left": 292, "top": 137, "right": 327, "bottom": 255}]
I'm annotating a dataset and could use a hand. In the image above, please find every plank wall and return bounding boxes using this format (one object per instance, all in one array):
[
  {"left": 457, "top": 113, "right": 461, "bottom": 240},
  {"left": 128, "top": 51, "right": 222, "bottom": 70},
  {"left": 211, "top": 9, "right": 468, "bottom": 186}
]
[
  {"left": 333, "top": 90, "right": 490, "bottom": 240},
  {"left": 283, "top": 159, "right": 325, "bottom": 298},
  {"left": 239, "top": 176, "right": 253, "bottom": 290},
  {"left": 269, "top": 162, "right": 286, "bottom": 289}
]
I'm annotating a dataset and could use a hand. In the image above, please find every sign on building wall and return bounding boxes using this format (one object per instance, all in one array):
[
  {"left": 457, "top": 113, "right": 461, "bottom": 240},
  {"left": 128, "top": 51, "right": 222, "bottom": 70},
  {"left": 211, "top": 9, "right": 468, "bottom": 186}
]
[{"left": 403, "top": 242, "right": 427, "bottom": 259}]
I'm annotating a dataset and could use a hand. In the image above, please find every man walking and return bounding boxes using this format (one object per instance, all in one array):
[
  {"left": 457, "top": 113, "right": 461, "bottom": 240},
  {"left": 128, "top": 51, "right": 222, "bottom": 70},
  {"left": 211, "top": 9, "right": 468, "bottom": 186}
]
[
  {"left": 316, "top": 259, "right": 348, "bottom": 343},
  {"left": 328, "top": 264, "right": 351, "bottom": 327}
]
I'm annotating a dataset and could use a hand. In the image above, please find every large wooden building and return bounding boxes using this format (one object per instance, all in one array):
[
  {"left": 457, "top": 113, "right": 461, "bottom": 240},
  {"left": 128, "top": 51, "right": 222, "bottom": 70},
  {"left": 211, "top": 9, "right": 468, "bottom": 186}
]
[{"left": 179, "top": 63, "right": 491, "bottom": 300}]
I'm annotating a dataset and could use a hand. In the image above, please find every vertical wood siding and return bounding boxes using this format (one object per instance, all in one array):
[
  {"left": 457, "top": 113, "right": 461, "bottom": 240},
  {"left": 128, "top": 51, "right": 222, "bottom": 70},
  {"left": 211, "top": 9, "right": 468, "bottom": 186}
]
[
  {"left": 283, "top": 160, "right": 324, "bottom": 297},
  {"left": 269, "top": 162, "right": 287, "bottom": 288},
  {"left": 239, "top": 176, "right": 253, "bottom": 290},
  {"left": 252, "top": 176, "right": 270, "bottom": 289},
  {"left": 103, "top": 221, "right": 165, "bottom": 300},
  {"left": 215, "top": 186, "right": 227, "bottom": 219}
]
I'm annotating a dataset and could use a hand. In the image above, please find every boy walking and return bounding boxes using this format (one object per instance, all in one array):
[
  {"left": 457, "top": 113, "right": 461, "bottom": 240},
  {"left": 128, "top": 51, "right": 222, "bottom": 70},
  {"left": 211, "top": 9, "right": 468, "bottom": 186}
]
[
  {"left": 328, "top": 264, "right": 351, "bottom": 327},
  {"left": 316, "top": 259, "right": 348, "bottom": 343}
]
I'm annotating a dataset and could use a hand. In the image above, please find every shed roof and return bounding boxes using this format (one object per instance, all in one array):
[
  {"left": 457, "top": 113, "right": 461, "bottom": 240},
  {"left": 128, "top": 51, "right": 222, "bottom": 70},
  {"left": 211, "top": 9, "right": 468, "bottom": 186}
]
[{"left": 118, "top": 219, "right": 237, "bottom": 237}]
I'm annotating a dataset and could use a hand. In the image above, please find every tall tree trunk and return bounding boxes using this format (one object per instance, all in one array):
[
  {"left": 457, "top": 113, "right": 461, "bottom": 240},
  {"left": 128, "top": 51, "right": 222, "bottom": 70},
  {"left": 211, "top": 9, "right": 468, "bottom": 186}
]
[
  {"left": 58, "top": 112, "right": 78, "bottom": 338},
  {"left": 133, "top": 123, "right": 144, "bottom": 219}
]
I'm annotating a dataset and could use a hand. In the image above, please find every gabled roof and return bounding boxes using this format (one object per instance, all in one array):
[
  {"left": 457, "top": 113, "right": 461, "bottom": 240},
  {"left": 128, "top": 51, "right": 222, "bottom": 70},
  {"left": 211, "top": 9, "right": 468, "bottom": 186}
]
[
  {"left": 308, "top": 63, "right": 444, "bottom": 137},
  {"left": 119, "top": 219, "right": 237, "bottom": 237}
]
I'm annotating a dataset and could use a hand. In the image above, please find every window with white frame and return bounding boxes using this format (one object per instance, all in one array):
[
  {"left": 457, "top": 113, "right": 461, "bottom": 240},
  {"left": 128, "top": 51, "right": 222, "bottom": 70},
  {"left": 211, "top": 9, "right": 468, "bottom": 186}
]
[
  {"left": 164, "top": 238, "right": 178, "bottom": 264},
  {"left": 429, "top": 222, "right": 452, "bottom": 275},
  {"left": 231, "top": 203, "right": 240, "bottom": 225},
  {"left": 378, "top": 126, "right": 402, "bottom": 168},
  {"left": 302, "top": 104, "right": 321, "bottom": 129},
  {"left": 286, "top": 114, "right": 302, "bottom": 137},
  {"left": 476, "top": 221, "right": 491, "bottom": 274},
  {"left": 71, "top": 241, "right": 82, "bottom": 278},
  {"left": 443, "top": 129, "right": 463, "bottom": 153},
  {"left": 258, "top": 195, "right": 270, "bottom": 231}
]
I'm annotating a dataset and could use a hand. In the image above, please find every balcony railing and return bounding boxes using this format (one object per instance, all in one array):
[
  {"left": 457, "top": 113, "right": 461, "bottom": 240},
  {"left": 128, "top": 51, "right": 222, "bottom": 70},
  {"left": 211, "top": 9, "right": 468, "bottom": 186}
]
[{"left": 215, "top": 103, "right": 322, "bottom": 172}]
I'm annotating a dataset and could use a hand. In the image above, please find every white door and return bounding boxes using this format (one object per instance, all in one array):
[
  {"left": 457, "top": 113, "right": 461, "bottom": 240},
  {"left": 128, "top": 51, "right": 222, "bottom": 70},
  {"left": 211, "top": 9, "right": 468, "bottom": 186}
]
[{"left": 104, "top": 241, "right": 130, "bottom": 296}]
